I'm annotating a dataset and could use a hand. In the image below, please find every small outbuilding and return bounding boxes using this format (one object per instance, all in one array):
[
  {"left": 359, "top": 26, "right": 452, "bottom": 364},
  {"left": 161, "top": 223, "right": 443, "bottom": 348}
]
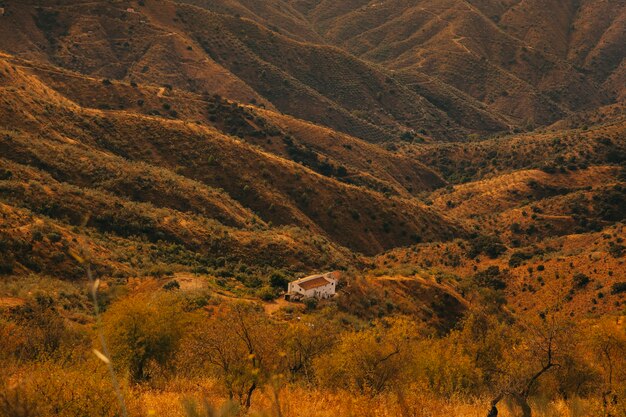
[{"left": 287, "top": 272, "right": 339, "bottom": 300}]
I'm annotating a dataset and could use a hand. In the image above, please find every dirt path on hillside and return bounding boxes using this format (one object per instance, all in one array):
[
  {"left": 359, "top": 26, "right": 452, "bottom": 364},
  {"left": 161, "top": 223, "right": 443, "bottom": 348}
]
[{"left": 0, "top": 297, "right": 26, "bottom": 309}]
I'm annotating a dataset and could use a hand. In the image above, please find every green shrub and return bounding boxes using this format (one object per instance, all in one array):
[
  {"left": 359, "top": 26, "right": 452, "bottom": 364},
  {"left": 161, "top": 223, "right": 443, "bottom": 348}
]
[
  {"left": 469, "top": 235, "right": 506, "bottom": 259},
  {"left": 269, "top": 271, "right": 289, "bottom": 290},
  {"left": 256, "top": 286, "right": 277, "bottom": 301},
  {"left": 610, "top": 282, "right": 626, "bottom": 295},
  {"left": 163, "top": 280, "right": 180, "bottom": 291},
  {"left": 573, "top": 273, "right": 591, "bottom": 289},
  {"left": 473, "top": 266, "right": 507, "bottom": 290},
  {"left": 508, "top": 251, "right": 531, "bottom": 267},
  {"left": 303, "top": 297, "right": 318, "bottom": 311}
]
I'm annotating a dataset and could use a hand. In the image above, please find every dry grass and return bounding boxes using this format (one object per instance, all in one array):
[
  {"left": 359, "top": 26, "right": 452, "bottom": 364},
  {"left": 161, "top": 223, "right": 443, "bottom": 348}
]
[{"left": 132, "top": 382, "right": 604, "bottom": 417}]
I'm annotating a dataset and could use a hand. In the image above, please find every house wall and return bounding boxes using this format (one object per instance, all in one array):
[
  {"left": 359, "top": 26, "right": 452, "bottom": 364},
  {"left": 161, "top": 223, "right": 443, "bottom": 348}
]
[
  {"left": 288, "top": 283, "right": 336, "bottom": 299},
  {"left": 288, "top": 282, "right": 304, "bottom": 295},
  {"left": 302, "top": 282, "right": 336, "bottom": 299}
]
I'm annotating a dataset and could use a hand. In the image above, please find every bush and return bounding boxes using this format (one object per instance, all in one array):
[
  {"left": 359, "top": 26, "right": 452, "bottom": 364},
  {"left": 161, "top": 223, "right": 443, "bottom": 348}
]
[
  {"left": 473, "top": 266, "right": 507, "bottom": 290},
  {"left": 573, "top": 273, "right": 591, "bottom": 289},
  {"left": 0, "top": 361, "right": 131, "bottom": 417},
  {"left": 469, "top": 236, "right": 506, "bottom": 259},
  {"left": 314, "top": 317, "right": 417, "bottom": 393},
  {"left": 608, "top": 243, "right": 624, "bottom": 258},
  {"left": 303, "top": 297, "right": 318, "bottom": 311},
  {"left": 4, "top": 296, "right": 83, "bottom": 360},
  {"left": 508, "top": 251, "right": 532, "bottom": 267},
  {"left": 163, "top": 280, "right": 180, "bottom": 291},
  {"left": 0, "top": 253, "right": 14, "bottom": 275},
  {"left": 269, "top": 272, "right": 289, "bottom": 290},
  {"left": 611, "top": 282, "right": 626, "bottom": 295},
  {"left": 257, "top": 286, "right": 277, "bottom": 301}
]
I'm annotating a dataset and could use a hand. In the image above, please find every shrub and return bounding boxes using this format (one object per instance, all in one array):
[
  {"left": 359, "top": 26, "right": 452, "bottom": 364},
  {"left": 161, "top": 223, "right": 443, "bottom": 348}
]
[
  {"left": 611, "top": 282, "right": 626, "bottom": 295},
  {"left": 0, "top": 361, "right": 130, "bottom": 417},
  {"left": 314, "top": 317, "right": 418, "bottom": 393},
  {"left": 163, "top": 280, "right": 180, "bottom": 291},
  {"left": 510, "top": 222, "right": 522, "bottom": 234},
  {"left": 303, "top": 297, "right": 318, "bottom": 311},
  {"left": 256, "top": 286, "right": 277, "bottom": 301},
  {"left": 4, "top": 295, "right": 84, "bottom": 360},
  {"left": 0, "top": 253, "right": 14, "bottom": 275},
  {"left": 573, "top": 273, "right": 591, "bottom": 289},
  {"left": 0, "top": 168, "right": 12, "bottom": 180},
  {"left": 269, "top": 271, "right": 289, "bottom": 290},
  {"left": 473, "top": 266, "right": 507, "bottom": 290},
  {"left": 46, "top": 232, "right": 62, "bottom": 243},
  {"left": 508, "top": 251, "right": 531, "bottom": 267},
  {"left": 468, "top": 235, "right": 506, "bottom": 259},
  {"left": 608, "top": 243, "right": 624, "bottom": 258}
]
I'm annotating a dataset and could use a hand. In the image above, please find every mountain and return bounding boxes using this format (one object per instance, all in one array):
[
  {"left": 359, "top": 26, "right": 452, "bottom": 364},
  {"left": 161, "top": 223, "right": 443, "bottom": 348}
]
[
  {"left": 283, "top": 0, "right": 626, "bottom": 126},
  {"left": 0, "top": 2, "right": 625, "bottom": 416},
  {"left": 0, "top": 0, "right": 622, "bottom": 304},
  {"left": 0, "top": 52, "right": 464, "bottom": 270}
]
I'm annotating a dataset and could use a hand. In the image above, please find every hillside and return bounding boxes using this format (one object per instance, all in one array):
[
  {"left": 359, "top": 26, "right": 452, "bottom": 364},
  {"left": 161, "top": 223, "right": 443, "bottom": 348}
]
[
  {"left": 0, "top": 2, "right": 625, "bottom": 417},
  {"left": 0, "top": 0, "right": 515, "bottom": 142},
  {"left": 0, "top": 53, "right": 465, "bottom": 265},
  {"left": 284, "top": 0, "right": 626, "bottom": 126}
]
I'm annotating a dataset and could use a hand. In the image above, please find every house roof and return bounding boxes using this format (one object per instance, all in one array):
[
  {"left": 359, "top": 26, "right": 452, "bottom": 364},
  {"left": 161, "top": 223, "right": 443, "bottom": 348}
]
[{"left": 297, "top": 276, "right": 333, "bottom": 290}]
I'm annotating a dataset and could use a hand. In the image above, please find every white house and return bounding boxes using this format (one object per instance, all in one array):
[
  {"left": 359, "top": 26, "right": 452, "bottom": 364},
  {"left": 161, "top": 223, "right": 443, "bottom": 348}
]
[{"left": 287, "top": 272, "right": 339, "bottom": 300}]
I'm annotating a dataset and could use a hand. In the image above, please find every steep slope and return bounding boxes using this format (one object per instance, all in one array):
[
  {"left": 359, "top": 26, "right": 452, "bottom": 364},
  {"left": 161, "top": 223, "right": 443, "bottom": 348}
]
[
  {"left": 0, "top": 54, "right": 463, "bottom": 258},
  {"left": 1, "top": 51, "right": 445, "bottom": 197},
  {"left": 286, "top": 0, "right": 625, "bottom": 126},
  {"left": 178, "top": 0, "right": 324, "bottom": 43},
  {"left": 374, "top": 222, "right": 626, "bottom": 318},
  {"left": 0, "top": 0, "right": 511, "bottom": 141}
]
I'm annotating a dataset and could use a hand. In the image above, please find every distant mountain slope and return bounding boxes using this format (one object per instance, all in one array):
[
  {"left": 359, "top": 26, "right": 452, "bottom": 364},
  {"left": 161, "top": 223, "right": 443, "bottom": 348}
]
[
  {"left": 0, "top": 54, "right": 463, "bottom": 259},
  {"left": 285, "top": 0, "right": 625, "bottom": 126},
  {"left": 0, "top": 0, "right": 513, "bottom": 141}
]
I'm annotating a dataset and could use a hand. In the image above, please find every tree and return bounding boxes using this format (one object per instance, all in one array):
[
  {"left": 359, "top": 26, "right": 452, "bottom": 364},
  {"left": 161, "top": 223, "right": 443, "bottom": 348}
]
[
  {"left": 282, "top": 317, "right": 338, "bottom": 383},
  {"left": 103, "top": 293, "right": 185, "bottom": 383},
  {"left": 186, "top": 303, "right": 283, "bottom": 409},
  {"left": 269, "top": 272, "right": 289, "bottom": 290},
  {"left": 585, "top": 318, "right": 626, "bottom": 416},
  {"left": 485, "top": 311, "right": 577, "bottom": 417}
]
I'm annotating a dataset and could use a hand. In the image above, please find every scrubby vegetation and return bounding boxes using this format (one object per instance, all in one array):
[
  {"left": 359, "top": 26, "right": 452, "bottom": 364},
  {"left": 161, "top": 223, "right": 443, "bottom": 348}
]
[
  {"left": 1, "top": 269, "right": 625, "bottom": 417},
  {"left": 0, "top": 1, "right": 624, "bottom": 416}
]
